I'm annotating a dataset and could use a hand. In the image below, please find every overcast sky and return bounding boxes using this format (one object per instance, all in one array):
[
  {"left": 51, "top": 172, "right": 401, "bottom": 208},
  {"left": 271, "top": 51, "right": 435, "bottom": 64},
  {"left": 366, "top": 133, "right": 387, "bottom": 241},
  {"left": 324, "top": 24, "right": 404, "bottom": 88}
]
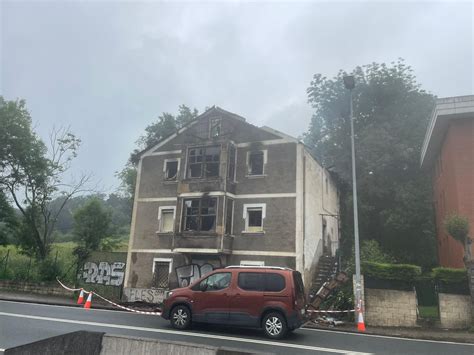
[{"left": 1, "top": 0, "right": 473, "bottom": 192}]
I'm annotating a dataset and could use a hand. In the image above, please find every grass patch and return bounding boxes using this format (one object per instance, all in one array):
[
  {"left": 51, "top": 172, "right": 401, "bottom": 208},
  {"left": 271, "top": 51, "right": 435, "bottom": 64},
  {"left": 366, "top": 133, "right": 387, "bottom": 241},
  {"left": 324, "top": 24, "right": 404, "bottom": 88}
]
[{"left": 418, "top": 306, "right": 439, "bottom": 319}]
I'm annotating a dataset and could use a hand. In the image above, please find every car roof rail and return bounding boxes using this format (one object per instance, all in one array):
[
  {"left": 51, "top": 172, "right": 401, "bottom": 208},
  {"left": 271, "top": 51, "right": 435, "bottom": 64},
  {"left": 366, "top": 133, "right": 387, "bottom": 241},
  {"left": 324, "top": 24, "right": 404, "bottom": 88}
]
[{"left": 224, "top": 265, "right": 292, "bottom": 270}]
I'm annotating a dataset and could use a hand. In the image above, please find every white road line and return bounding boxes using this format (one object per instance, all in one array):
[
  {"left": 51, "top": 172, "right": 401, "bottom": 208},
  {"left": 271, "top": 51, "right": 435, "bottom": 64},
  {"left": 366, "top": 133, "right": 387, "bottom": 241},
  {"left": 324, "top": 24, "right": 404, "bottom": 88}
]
[
  {"left": 0, "top": 312, "right": 372, "bottom": 355},
  {"left": 302, "top": 327, "right": 474, "bottom": 346},
  {"left": 0, "top": 300, "right": 134, "bottom": 315}
]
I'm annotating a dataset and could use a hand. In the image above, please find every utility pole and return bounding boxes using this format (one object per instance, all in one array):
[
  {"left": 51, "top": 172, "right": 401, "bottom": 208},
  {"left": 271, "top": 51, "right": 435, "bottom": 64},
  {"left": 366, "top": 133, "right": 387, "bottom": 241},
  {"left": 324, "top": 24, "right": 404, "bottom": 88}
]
[{"left": 343, "top": 75, "right": 363, "bottom": 325}]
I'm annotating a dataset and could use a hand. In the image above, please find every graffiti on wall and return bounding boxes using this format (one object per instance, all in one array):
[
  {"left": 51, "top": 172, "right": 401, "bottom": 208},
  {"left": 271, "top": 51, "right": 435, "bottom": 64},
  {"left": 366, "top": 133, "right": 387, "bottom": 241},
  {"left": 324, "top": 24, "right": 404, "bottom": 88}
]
[
  {"left": 79, "top": 261, "right": 126, "bottom": 286},
  {"left": 175, "top": 259, "right": 221, "bottom": 287}
]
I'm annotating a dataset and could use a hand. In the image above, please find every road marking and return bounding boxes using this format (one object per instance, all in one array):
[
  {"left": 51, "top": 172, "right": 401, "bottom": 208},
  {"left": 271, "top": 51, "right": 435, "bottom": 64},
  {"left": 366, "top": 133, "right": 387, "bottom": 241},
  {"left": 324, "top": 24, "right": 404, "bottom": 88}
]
[
  {"left": 0, "top": 312, "right": 372, "bottom": 355},
  {"left": 301, "top": 327, "right": 474, "bottom": 346}
]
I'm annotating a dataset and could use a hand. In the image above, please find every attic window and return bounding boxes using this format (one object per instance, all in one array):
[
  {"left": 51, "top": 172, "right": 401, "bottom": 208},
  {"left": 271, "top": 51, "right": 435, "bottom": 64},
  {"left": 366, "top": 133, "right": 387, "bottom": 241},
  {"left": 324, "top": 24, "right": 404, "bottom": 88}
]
[{"left": 210, "top": 118, "right": 221, "bottom": 138}]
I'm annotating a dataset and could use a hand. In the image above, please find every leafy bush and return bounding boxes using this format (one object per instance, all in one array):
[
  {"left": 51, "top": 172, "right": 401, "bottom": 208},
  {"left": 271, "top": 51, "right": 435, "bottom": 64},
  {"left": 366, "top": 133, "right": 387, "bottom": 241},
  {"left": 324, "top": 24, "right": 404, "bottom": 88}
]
[
  {"left": 444, "top": 214, "right": 469, "bottom": 244},
  {"left": 432, "top": 267, "right": 468, "bottom": 284},
  {"left": 362, "top": 261, "right": 421, "bottom": 281}
]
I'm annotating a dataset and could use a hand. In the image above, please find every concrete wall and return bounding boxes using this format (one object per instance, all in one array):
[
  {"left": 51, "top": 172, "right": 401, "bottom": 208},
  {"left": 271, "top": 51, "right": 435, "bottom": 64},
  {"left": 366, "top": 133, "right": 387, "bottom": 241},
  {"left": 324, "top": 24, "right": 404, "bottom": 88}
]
[
  {"left": 0, "top": 280, "right": 72, "bottom": 297},
  {"left": 364, "top": 288, "right": 417, "bottom": 327},
  {"left": 301, "top": 149, "right": 339, "bottom": 289},
  {"left": 439, "top": 293, "right": 472, "bottom": 329},
  {"left": 5, "top": 331, "right": 268, "bottom": 355}
]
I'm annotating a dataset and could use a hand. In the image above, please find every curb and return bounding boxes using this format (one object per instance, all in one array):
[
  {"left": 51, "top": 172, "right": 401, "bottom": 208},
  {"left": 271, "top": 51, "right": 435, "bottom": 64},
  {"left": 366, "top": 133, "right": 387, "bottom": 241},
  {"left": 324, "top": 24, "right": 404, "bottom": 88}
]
[
  {"left": 0, "top": 296, "right": 117, "bottom": 311},
  {"left": 304, "top": 323, "right": 474, "bottom": 344}
]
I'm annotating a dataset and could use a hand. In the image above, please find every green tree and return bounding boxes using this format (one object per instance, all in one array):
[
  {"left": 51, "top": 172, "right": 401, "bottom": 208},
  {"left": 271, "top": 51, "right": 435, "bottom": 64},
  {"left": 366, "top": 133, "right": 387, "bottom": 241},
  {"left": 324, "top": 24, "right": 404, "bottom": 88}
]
[
  {"left": 73, "top": 198, "right": 111, "bottom": 253},
  {"left": 0, "top": 190, "right": 19, "bottom": 245},
  {"left": 0, "top": 97, "right": 88, "bottom": 259},
  {"left": 445, "top": 214, "right": 471, "bottom": 262},
  {"left": 304, "top": 60, "right": 436, "bottom": 267},
  {"left": 118, "top": 105, "right": 198, "bottom": 199}
]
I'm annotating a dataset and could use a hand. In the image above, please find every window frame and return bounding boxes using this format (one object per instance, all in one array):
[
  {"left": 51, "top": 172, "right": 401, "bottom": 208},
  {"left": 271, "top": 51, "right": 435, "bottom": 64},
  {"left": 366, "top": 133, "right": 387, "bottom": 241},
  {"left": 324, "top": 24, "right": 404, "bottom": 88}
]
[
  {"left": 209, "top": 118, "right": 221, "bottom": 138},
  {"left": 242, "top": 203, "right": 266, "bottom": 233},
  {"left": 182, "top": 197, "right": 218, "bottom": 233},
  {"left": 158, "top": 206, "right": 176, "bottom": 233},
  {"left": 152, "top": 258, "right": 173, "bottom": 289},
  {"left": 246, "top": 150, "right": 267, "bottom": 177},
  {"left": 186, "top": 146, "right": 221, "bottom": 179},
  {"left": 225, "top": 198, "right": 234, "bottom": 236},
  {"left": 163, "top": 158, "right": 180, "bottom": 181}
]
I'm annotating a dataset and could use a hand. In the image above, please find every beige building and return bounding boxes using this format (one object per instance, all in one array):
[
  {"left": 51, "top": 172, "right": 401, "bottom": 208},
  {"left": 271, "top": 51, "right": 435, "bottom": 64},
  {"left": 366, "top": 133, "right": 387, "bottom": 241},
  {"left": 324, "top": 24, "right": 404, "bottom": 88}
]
[{"left": 123, "top": 107, "right": 340, "bottom": 303}]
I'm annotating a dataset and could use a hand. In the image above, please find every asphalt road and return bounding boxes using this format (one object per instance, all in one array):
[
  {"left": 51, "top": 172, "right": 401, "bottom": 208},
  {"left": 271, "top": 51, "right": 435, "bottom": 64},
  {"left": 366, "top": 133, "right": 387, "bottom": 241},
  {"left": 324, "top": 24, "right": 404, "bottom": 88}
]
[{"left": 0, "top": 300, "right": 473, "bottom": 355}]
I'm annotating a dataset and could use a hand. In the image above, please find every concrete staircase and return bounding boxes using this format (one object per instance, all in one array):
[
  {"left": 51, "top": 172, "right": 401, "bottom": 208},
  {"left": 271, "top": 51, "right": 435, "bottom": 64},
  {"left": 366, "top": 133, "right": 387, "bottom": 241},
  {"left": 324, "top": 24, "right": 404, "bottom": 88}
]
[{"left": 307, "top": 253, "right": 349, "bottom": 309}]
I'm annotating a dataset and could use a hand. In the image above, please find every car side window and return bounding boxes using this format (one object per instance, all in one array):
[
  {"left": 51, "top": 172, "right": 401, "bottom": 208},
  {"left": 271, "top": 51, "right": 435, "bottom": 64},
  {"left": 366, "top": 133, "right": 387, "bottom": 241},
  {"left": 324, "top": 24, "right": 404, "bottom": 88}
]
[
  {"left": 265, "top": 273, "right": 285, "bottom": 292},
  {"left": 199, "top": 272, "right": 231, "bottom": 291},
  {"left": 238, "top": 272, "right": 264, "bottom": 291}
]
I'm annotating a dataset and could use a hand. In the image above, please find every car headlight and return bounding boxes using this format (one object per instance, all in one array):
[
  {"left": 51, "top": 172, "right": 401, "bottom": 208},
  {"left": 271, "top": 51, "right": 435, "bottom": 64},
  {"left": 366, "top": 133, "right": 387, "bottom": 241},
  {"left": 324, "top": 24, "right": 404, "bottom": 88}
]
[{"left": 166, "top": 291, "right": 173, "bottom": 298}]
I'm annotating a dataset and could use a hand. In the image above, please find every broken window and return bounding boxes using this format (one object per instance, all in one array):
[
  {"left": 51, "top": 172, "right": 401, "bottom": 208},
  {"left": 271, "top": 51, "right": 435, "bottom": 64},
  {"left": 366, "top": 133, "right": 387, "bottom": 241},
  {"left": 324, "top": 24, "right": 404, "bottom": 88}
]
[
  {"left": 248, "top": 151, "right": 264, "bottom": 175},
  {"left": 225, "top": 199, "right": 234, "bottom": 235},
  {"left": 152, "top": 260, "right": 171, "bottom": 288},
  {"left": 183, "top": 198, "right": 217, "bottom": 232},
  {"left": 187, "top": 146, "right": 220, "bottom": 178},
  {"left": 210, "top": 118, "right": 221, "bottom": 138},
  {"left": 244, "top": 204, "right": 265, "bottom": 233},
  {"left": 159, "top": 208, "right": 175, "bottom": 233},
  {"left": 165, "top": 160, "right": 179, "bottom": 180},
  {"left": 228, "top": 145, "right": 236, "bottom": 181}
]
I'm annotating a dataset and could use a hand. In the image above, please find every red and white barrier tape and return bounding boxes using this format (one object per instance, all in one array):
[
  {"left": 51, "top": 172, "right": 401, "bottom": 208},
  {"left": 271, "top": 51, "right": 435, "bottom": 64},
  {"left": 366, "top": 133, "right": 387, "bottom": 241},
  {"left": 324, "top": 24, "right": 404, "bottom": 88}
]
[
  {"left": 307, "top": 309, "right": 355, "bottom": 314},
  {"left": 56, "top": 278, "right": 162, "bottom": 316}
]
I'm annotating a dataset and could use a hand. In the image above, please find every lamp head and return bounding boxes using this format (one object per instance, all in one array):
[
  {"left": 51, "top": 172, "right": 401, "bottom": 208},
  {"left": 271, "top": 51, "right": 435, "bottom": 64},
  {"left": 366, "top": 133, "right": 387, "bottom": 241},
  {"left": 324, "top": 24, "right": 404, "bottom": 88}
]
[{"left": 343, "top": 75, "right": 355, "bottom": 90}]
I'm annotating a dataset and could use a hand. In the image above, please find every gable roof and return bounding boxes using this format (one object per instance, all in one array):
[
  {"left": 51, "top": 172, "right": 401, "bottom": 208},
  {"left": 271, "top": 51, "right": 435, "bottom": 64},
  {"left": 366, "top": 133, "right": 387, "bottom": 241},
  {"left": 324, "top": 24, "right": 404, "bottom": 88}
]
[
  {"left": 137, "top": 106, "right": 296, "bottom": 159},
  {"left": 420, "top": 95, "right": 474, "bottom": 168}
]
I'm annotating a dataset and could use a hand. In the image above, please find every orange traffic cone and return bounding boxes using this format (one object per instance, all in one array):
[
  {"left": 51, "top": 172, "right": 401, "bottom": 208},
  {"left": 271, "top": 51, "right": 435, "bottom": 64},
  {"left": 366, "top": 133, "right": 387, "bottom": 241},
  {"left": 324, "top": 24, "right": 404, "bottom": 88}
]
[
  {"left": 84, "top": 292, "right": 92, "bottom": 309},
  {"left": 77, "top": 289, "right": 84, "bottom": 304},
  {"left": 357, "top": 311, "right": 366, "bottom": 332}
]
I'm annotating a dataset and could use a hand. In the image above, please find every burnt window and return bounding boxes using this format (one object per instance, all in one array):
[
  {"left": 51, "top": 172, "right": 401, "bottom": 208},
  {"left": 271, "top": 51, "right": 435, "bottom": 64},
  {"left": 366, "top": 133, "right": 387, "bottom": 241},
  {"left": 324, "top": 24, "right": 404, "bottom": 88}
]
[
  {"left": 228, "top": 145, "right": 236, "bottom": 181},
  {"left": 165, "top": 160, "right": 178, "bottom": 180},
  {"left": 225, "top": 199, "right": 234, "bottom": 235},
  {"left": 248, "top": 151, "right": 264, "bottom": 175},
  {"left": 183, "top": 198, "right": 217, "bottom": 232},
  {"left": 210, "top": 118, "right": 221, "bottom": 138},
  {"left": 187, "top": 146, "right": 220, "bottom": 178}
]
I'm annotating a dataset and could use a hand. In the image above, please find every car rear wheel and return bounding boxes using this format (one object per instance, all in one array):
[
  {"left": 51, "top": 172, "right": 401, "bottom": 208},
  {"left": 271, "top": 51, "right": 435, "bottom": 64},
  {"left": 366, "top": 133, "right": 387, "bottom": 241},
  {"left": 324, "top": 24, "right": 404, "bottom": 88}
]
[
  {"left": 263, "top": 312, "right": 288, "bottom": 339},
  {"left": 170, "top": 305, "right": 191, "bottom": 330}
]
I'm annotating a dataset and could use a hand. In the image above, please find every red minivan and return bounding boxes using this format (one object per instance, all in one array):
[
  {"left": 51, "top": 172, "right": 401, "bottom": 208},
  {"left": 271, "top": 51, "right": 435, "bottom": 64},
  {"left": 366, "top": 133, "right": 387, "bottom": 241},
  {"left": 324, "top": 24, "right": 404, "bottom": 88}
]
[{"left": 161, "top": 266, "right": 307, "bottom": 339}]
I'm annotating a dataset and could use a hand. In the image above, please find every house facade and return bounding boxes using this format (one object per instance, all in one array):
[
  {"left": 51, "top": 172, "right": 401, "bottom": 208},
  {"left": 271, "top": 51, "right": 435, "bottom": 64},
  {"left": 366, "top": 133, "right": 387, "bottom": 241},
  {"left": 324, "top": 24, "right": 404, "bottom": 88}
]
[
  {"left": 123, "top": 107, "right": 339, "bottom": 303},
  {"left": 421, "top": 95, "right": 474, "bottom": 268}
]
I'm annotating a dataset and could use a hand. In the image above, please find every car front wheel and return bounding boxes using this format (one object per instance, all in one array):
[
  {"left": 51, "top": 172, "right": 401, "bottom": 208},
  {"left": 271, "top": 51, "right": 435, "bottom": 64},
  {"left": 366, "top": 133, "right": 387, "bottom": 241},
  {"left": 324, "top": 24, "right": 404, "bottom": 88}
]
[
  {"left": 263, "top": 312, "right": 288, "bottom": 339},
  {"left": 170, "top": 305, "right": 191, "bottom": 330}
]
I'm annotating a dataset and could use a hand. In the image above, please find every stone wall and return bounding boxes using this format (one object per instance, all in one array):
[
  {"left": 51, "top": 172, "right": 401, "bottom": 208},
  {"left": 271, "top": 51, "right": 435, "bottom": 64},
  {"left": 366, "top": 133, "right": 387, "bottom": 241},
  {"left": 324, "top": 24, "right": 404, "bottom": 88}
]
[
  {"left": 364, "top": 288, "right": 417, "bottom": 327},
  {"left": 439, "top": 293, "right": 472, "bottom": 329},
  {"left": 0, "top": 280, "right": 72, "bottom": 297}
]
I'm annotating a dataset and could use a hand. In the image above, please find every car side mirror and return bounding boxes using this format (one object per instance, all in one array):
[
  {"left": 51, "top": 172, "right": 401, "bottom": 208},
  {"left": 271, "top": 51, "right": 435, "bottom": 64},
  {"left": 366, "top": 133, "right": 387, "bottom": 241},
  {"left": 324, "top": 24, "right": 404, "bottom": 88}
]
[{"left": 199, "top": 282, "right": 208, "bottom": 292}]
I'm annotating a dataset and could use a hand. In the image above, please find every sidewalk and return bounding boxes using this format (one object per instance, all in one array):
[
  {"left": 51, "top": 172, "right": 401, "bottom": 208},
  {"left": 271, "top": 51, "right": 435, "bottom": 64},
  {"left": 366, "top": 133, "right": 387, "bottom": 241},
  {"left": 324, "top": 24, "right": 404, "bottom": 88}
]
[
  {"left": 305, "top": 322, "right": 474, "bottom": 344},
  {"left": 0, "top": 289, "right": 116, "bottom": 310}
]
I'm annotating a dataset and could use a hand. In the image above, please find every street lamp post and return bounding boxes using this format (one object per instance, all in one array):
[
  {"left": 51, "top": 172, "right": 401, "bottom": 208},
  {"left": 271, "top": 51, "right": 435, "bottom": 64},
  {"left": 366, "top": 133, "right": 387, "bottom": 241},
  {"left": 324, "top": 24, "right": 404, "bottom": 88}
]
[{"left": 343, "top": 75, "right": 363, "bottom": 324}]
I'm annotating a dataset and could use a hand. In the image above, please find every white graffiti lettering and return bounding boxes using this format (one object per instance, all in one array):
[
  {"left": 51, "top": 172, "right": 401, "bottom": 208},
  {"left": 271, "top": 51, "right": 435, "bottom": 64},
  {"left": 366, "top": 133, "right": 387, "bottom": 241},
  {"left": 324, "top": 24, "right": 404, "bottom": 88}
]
[{"left": 80, "top": 261, "right": 125, "bottom": 286}]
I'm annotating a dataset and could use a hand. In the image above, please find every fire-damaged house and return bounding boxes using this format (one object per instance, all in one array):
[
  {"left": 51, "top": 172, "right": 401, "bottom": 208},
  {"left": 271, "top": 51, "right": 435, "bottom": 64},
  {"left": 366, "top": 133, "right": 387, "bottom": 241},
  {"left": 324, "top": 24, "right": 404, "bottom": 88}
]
[{"left": 123, "top": 107, "right": 340, "bottom": 303}]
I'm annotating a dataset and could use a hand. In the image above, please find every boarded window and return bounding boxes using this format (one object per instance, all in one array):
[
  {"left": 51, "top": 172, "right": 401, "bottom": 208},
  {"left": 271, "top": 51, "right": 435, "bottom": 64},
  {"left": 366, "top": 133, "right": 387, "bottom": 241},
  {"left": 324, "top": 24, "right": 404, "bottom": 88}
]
[
  {"left": 248, "top": 151, "right": 264, "bottom": 175},
  {"left": 159, "top": 209, "right": 174, "bottom": 233},
  {"left": 165, "top": 160, "right": 178, "bottom": 180},
  {"left": 183, "top": 198, "right": 217, "bottom": 232},
  {"left": 152, "top": 261, "right": 170, "bottom": 288}
]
